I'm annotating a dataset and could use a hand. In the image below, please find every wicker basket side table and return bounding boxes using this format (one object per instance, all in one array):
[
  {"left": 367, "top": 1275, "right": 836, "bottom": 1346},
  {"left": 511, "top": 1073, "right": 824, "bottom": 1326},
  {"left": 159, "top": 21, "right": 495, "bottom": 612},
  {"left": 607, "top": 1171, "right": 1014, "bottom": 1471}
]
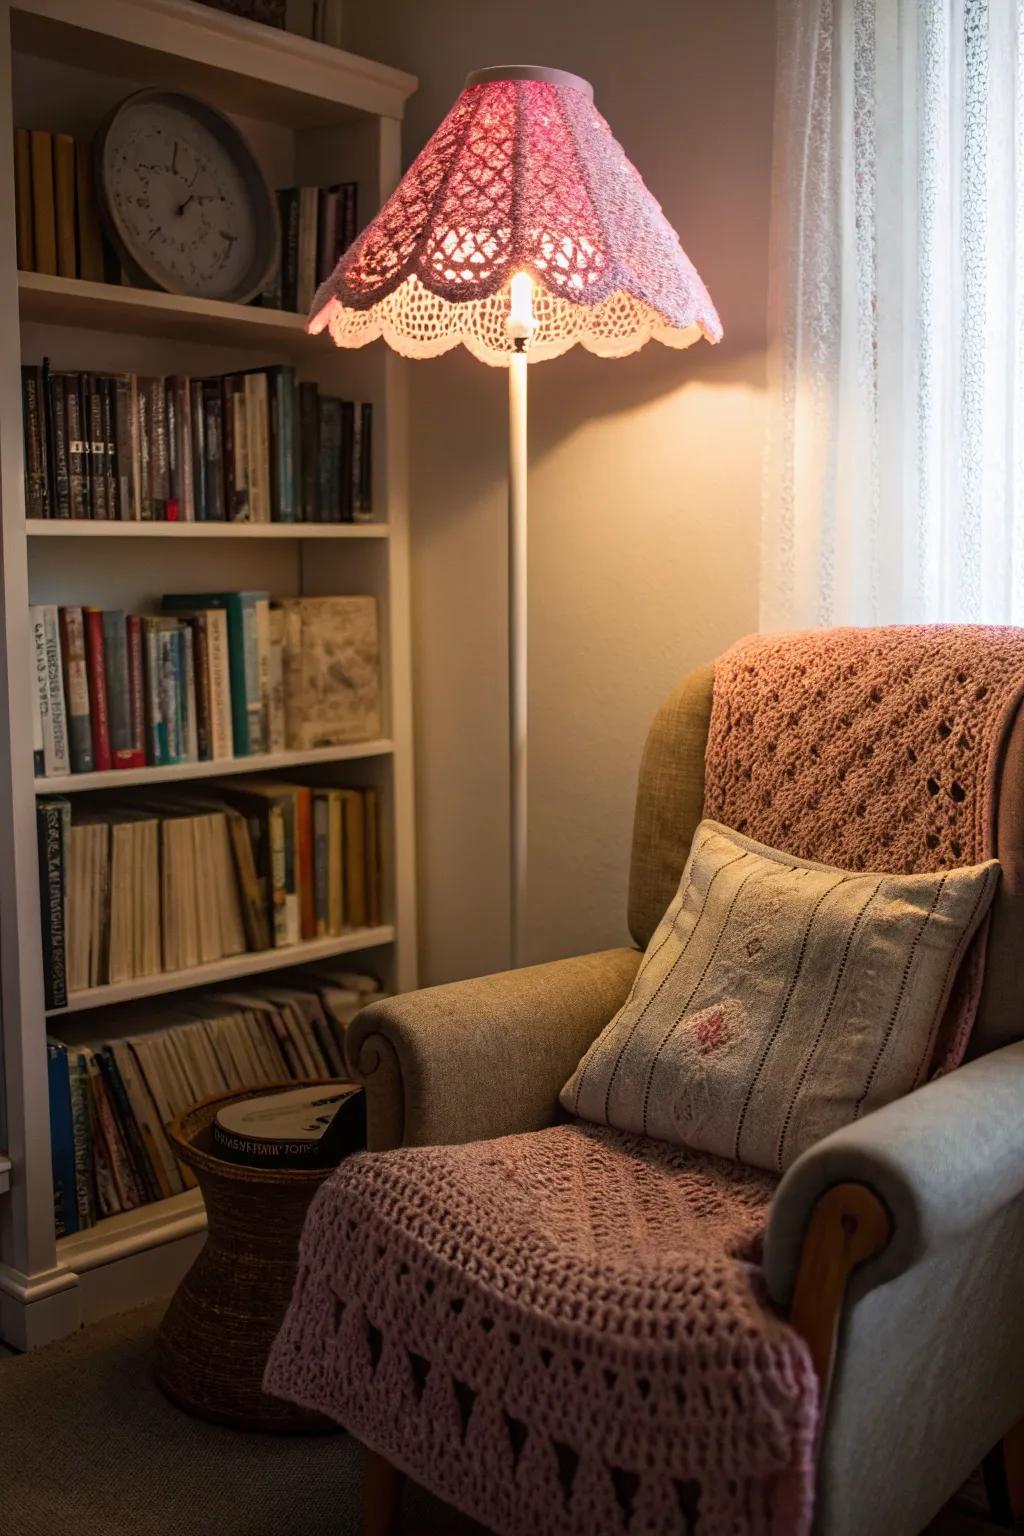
[{"left": 155, "top": 1081, "right": 350, "bottom": 1432}]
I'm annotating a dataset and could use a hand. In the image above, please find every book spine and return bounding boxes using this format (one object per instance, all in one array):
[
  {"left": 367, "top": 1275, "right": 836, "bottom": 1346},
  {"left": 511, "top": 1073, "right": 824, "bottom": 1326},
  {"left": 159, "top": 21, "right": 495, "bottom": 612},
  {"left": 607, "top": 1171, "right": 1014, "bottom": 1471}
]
[
  {"left": 114, "top": 375, "right": 132, "bottom": 520},
  {"left": 357, "top": 402, "right": 373, "bottom": 520},
  {"left": 202, "top": 383, "right": 224, "bottom": 521},
  {"left": 296, "top": 186, "right": 318, "bottom": 314},
  {"left": 191, "top": 377, "right": 206, "bottom": 520},
  {"left": 81, "top": 1050, "right": 123, "bottom": 1217},
  {"left": 267, "top": 614, "right": 285, "bottom": 753},
  {"left": 85, "top": 375, "right": 106, "bottom": 519},
  {"left": 59, "top": 606, "right": 94, "bottom": 774},
  {"left": 102, "top": 610, "right": 134, "bottom": 768},
  {"left": 30, "top": 619, "right": 44, "bottom": 778},
  {"left": 229, "top": 380, "right": 249, "bottom": 521},
  {"left": 67, "top": 1050, "right": 96, "bottom": 1230},
  {"left": 298, "top": 789, "right": 314, "bottom": 941},
  {"left": 316, "top": 187, "right": 339, "bottom": 285},
  {"left": 181, "top": 623, "right": 198, "bottom": 762},
  {"left": 267, "top": 803, "right": 289, "bottom": 946},
  {"left": 191, "top": 615, "right": 212, "bottom": 762},
  {"left": 254, "top": 596, "right": 270, "bottom": 755},
  {"left": 244, "top": 373, "right": 268, "bottom": 523},
  {"left": 149, "top": 377, "right": 169, "bottom": 519},
  {"left": 21, "top": 366, "right": 48, "bottom": 519},
  {"left": 42, "top": 605, "right": 70, "bottom": 775},
  {"left": 98, "top": 1050, "right": 160, "bottom": 1206},
  {"left": 37, "top": 799, "right": 68, "bottom": 1009},
  {"left": 350, "top": 399, "right": 363, "bottom": 523},
  {"left": 86, "top": 1052, "right": 141, "bottom": 1210},
  {"left": 83, "top": 607, "right": 111, "bottom": 771},
  {"left": 340, "top": 399, "right": 355, "bottom": 522},
  {"left": 128, "top": 376, "right": 142, "bottom": 520},
  {"left": 54, "top": 132, "right": 76, "bottom": 278},
  {"left": 279, "top": 189, "right": 299, "bottom": 311},
  {"left": 29, "top": 130, "right": 56, "bottom": 276},
  {"left": 48, "top": 368, "right": 70, "bottom": 519},
  {"left": 126, "top": 614, "right": 146, "bottom": 767},
  {"left": 137, "top": 380, "right": 153, "bottom": 519},
  {"left": 14, "top": 127, "right": 32, "bottom": 270},
  {"left": 206, "top": 610, "right": 234, "bottom": 760},
  {"left": 142, "top": 620, "right": 166, "bottom": 765},
  {"left": 242, "top": 597, "right": 263, "bottom": 754},
  {"left": 158, "top": 627, "right": 181, "bottom": 764},
  {"left": 165, "top": 377, "right": 179, "bottom": 521},
  {"left": 47, "top": 1040, "right": 78, "bottom": 1236},
  {"left": 179, "top": 377, "right": 195, "bottom": 521},
  {"left": 101, "top": 378, "right": 117, "bottom": 524},
  {"left": 298, "top": 382, "right": 319, "bottom": 522},
  {"left": 30, "top": 607, "right": 48, "bottom": 776},
  {"left": 63, "top": 374, "right": 88, "bottom": 519},
  {"left": 318, "top": 397, "right": 341, "bottom": 522},
  {"left": 313, "top": 793, "right": 329, "bottom": 937}
]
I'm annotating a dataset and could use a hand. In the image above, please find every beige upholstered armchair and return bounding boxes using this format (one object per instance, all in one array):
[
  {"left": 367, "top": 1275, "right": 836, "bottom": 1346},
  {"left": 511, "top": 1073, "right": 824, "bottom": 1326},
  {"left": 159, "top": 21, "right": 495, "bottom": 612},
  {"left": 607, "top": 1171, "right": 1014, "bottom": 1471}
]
[{"left": 340, "top": 650, "right": 1024, "bottom": 1536}]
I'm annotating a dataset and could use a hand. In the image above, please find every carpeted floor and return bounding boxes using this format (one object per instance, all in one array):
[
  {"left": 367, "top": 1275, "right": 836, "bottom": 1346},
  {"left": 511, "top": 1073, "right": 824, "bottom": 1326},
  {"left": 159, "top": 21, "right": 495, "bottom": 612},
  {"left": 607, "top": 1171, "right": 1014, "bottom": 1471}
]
[
  {"left": 0, "top": 1302, "right": 486, "bottom": 1536},
  {"left": 0, "top": 1302, "right": 1004, "bottom": 1536}
]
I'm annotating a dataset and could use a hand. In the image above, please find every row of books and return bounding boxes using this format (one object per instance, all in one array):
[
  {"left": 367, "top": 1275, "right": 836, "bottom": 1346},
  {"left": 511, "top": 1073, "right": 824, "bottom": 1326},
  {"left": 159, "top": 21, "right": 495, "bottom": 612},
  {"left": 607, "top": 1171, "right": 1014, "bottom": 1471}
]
[
  {"left": 13, "top": 128, "right": 106, "bottom": 282},
  {"left": 47, "top": 967, "right": 382, "bottom": 1234},
  {"left": 31, "top": 593, "right": 381, "bottom": 777},
  {"left": 261, "top": 182, "right": 359, "bottom": 314},
  {"left": 37, "top": 782, "right": 384, "bottom": 1008},
  {"left": 21, "top": 363, "right": 373, "bottom": 522}
]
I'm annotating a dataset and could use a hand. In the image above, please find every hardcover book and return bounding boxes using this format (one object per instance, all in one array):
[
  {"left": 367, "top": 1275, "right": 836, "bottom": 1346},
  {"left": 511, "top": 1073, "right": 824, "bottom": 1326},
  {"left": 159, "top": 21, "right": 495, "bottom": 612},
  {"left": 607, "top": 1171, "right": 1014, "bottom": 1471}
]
[{"left": 280, "top": 596, "right": 381, "bottom": 749}]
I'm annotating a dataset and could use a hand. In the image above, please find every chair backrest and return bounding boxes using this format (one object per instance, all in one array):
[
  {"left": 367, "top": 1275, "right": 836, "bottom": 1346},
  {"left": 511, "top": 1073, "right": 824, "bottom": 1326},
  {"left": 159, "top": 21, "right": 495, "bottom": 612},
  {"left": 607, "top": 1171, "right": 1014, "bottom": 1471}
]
[{"left": 628, "top": 634, "right": 1024, "bottom": 1059}]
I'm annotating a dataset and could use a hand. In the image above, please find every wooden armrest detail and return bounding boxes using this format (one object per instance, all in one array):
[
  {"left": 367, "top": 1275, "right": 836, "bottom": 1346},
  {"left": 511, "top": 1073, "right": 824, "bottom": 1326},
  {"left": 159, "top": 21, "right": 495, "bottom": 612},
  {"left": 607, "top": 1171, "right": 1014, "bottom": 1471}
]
[{"left": 788, "top": 1182, "right": 891, "bottom": 1400}]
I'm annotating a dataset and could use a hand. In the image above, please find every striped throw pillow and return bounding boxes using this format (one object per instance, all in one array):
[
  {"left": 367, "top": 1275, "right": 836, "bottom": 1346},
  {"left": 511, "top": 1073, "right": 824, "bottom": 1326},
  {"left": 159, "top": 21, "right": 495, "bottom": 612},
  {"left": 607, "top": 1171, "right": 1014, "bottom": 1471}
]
[{"left": 562, "top": 820, "right": 999, "bottom": 1173}]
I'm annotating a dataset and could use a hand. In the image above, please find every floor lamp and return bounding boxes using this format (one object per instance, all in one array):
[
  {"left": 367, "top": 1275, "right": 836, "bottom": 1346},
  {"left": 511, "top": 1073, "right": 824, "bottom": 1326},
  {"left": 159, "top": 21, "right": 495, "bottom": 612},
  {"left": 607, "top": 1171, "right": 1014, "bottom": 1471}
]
[{"left": 308, "top": 65, "right": 722, "bottom": 966}]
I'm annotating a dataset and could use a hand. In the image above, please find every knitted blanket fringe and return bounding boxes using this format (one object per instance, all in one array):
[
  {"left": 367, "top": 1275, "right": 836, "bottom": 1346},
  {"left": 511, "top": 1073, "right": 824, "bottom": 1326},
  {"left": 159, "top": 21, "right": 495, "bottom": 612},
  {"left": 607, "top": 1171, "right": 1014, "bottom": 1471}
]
[{"left": 265, "top": 1124, "right": 817, "bottom": 1536}]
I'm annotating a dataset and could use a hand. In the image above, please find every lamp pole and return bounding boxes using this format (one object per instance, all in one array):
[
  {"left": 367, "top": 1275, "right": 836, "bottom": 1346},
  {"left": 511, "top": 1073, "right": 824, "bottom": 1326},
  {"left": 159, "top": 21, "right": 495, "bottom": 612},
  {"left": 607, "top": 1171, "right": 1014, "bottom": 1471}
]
[{"left": 507, "top": 273, "right": 536, "bottom": 967}]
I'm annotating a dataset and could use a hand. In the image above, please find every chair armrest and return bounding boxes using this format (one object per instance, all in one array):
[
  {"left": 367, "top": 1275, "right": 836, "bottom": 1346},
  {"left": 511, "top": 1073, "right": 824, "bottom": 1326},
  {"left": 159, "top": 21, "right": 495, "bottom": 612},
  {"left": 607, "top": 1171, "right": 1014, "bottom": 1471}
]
[
  {"left": 764, "top": 1040, "right": 1024, "bottom": 1308},
  {"left": 346, "top": 947, "right": 641, "bottom": 1151}
]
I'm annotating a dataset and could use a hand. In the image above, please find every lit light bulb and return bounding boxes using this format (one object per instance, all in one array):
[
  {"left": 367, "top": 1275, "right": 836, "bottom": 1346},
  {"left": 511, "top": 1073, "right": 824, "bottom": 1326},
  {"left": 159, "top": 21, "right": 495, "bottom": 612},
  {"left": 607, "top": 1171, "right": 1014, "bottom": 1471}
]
[{"left": 507, "top": 271, "right": 538, "bottom": 342}]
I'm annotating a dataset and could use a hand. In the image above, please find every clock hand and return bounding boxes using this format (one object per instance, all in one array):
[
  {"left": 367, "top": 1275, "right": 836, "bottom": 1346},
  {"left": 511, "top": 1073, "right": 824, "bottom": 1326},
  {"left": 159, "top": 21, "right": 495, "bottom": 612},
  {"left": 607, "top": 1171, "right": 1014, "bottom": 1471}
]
[{"left": 171, "top": 139, "right": 180, "bottom": 174}]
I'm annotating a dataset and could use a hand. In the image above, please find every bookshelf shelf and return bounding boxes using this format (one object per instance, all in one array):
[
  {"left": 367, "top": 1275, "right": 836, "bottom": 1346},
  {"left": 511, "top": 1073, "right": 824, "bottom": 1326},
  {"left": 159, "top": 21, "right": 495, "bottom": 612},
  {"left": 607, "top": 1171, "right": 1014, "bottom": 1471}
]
[
  {"left": 26, "top": 518, "right": 389, "bottom": 540},
  {"left": 48, "top": 925, "right": 396, "bottom": 1015},
  {"left": 0, "top": 0, "right": 419, "bottom": 1349},
  {"left": 19, "top": 271, "right": 319, "bottom": 352},
  {"left": 57, "top": 1187, "right": 206, "bottom": 1272},
  {"left": 35, "top": 737, "right": 394, "bottom": 793}
]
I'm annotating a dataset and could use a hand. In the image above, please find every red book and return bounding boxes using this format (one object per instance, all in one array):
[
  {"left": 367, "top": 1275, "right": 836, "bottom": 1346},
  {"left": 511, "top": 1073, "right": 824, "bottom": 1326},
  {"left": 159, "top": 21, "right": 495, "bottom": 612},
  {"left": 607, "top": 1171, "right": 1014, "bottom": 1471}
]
[
  {"left": 296, "top": 786, "right": 314, "bottom": 942},
  {"left": 125, "top": 614, "right": 147, "bottom": 768},
  {"left": 83, "top": 606, "right": 111, "bottom": 771}
]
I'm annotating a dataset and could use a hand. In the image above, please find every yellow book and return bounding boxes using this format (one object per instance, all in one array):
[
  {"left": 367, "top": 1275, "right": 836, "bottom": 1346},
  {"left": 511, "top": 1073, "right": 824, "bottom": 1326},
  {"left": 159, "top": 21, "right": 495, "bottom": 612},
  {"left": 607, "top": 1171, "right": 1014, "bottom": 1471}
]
[
  {"left": 14, "top": 127, "right": 32, "bottom": 270},
  {"left": 29, "top": 129, "right": 56, "bottom": 276},
  {"left": 54, "top": 132, "right": 76, "bottom": 278}
]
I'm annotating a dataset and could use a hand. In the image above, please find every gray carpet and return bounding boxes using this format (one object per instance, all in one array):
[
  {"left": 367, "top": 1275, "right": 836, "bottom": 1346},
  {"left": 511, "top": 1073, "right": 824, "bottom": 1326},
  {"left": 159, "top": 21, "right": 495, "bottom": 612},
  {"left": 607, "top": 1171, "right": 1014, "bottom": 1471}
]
[
  {"left": 0, "top": 1302, "right": 484, "bottom": 1536},
  {"left": 0, "top": 1302, "right": 1002, "bottom": 1536}
]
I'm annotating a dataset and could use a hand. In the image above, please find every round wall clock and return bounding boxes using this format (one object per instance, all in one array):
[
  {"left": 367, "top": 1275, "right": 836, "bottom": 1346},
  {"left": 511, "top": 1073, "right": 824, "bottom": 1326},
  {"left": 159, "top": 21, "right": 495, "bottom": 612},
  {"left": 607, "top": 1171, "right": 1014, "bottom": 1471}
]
[{"left": 94, "top": 89, "right": 280, "bottom": 305}]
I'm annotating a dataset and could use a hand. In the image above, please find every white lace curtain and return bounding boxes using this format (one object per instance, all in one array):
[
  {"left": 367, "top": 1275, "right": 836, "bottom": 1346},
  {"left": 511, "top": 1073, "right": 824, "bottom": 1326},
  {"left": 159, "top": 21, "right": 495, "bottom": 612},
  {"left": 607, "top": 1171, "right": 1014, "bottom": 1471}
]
[{"left": 763, "top": 0, "right": 1024, "bottom": 629}]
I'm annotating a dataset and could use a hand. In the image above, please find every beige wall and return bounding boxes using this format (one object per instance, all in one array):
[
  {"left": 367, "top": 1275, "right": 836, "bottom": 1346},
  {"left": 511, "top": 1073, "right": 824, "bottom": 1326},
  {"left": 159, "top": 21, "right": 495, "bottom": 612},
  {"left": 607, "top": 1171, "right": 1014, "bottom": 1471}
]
[{"left": 343, "top": 1, "right": 775, "bottom": 983}]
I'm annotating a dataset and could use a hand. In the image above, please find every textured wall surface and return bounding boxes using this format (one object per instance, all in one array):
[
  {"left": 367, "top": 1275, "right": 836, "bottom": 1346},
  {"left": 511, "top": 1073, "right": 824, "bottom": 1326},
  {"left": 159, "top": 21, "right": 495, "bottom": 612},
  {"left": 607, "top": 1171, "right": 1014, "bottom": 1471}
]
[{"left": 343, "top": 0, "right": 776, "bottom": 982}]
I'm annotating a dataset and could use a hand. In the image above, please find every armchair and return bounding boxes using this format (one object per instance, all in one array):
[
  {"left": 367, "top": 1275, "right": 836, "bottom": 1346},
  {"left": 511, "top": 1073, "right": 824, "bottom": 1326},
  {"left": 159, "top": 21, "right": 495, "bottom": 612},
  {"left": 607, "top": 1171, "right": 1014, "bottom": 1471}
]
[{"left": 280, "top": 634, "right": 1024, "bottom": 1536}]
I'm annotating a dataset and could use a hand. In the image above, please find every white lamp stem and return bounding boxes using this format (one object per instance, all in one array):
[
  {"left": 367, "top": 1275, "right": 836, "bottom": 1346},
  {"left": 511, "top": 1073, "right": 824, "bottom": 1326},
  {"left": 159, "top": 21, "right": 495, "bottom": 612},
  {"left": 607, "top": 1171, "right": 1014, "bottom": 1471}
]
[{"left": 508, "top": 345, "right": 528, "bottom": 968}]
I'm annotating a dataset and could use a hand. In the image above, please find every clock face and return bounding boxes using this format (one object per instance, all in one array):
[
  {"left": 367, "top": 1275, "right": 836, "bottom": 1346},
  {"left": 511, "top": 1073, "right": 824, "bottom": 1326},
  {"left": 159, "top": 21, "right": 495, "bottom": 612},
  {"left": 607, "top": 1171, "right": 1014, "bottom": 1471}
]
[{"left": 96, "top": 91, "right": 279, "bottom": 304}]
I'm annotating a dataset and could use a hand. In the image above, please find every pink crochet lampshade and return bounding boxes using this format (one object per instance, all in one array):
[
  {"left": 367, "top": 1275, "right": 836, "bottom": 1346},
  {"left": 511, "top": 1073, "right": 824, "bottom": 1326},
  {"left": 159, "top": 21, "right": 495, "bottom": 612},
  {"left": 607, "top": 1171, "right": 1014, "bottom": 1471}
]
[{"left": 308, "top": 66, "right": 722, "bottom": 365}]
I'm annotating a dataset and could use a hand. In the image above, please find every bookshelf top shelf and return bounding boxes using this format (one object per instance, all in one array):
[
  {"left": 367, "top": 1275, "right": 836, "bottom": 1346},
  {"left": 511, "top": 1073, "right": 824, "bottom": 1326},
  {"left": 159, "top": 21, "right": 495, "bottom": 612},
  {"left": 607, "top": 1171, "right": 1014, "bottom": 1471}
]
[
  {"left": 9, "top": 0, "right": 418, "bottom": 126},
  {"left": 18, "top": 271, "right": 337, "bottom": 354}
]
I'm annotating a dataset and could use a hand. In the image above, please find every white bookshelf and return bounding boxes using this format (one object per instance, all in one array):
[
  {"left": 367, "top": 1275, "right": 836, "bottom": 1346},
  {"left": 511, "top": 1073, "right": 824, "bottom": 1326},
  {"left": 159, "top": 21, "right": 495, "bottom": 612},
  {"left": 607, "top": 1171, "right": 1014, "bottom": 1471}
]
[{"left": 0, "top": 0, "right": 419, "bottom": 1349}]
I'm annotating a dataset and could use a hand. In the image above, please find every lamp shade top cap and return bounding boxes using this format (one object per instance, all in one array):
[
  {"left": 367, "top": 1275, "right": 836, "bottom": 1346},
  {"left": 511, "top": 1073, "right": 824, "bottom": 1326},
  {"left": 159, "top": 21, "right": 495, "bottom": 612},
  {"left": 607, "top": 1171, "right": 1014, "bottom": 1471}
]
[{"left": 463, "top": 65, "right": 594, "bottom": 101}]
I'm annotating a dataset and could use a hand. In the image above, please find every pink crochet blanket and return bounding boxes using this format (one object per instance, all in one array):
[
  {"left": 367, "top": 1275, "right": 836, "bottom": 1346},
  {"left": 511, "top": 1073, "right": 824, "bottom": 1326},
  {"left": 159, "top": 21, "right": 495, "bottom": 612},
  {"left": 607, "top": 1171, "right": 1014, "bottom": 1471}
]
[
  {"left": 265, "top": 1123, "right": 817, "bottom": 1536},
  {"left": 704, "top": 626, "right": 1024, "bottom": 1065}
]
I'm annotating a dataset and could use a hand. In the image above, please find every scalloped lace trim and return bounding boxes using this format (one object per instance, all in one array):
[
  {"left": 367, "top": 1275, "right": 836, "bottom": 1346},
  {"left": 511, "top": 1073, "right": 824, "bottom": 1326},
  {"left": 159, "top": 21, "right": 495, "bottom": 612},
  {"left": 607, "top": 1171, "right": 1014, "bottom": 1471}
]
[{"left": 308, "top": 275, "right": 711, "bottom": 366}]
